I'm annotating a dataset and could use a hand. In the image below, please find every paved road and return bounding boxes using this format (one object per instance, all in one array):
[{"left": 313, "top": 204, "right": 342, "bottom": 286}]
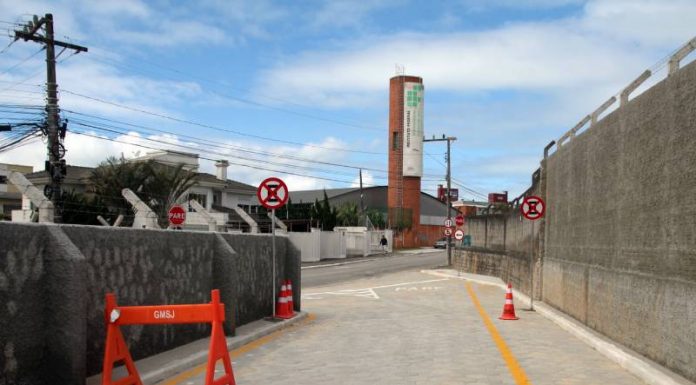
[
  {"left": 301, "top": 249, "right": 447, "bottom": 288},
  {"left": 161, "top": 269, "right": 644, "bottom": 385}
]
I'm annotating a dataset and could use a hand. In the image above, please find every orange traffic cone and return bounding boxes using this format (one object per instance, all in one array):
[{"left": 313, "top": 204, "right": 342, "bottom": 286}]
[
  {"left": 285, "top": 280, "right": 295, "bottom": 317},
  {"left": 499, "top": 283, "right": 519, "bottom": 320},
  {"left": 275, "top": 282, "right": 294, "bottom": 319}
]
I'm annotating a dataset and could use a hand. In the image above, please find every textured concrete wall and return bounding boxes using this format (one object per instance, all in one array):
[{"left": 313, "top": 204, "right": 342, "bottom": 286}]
[
  {"left": 544, "top": 60, "right": 696, "bottom": 381},
  {"left": 0, "top": 222, "right": 301, "bottom": 384}
]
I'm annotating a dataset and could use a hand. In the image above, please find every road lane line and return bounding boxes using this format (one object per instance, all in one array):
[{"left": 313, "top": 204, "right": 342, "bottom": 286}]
[
  {"left": 466, "top": 283, "right": 533, "bottom": 385},
  {"left": 159, "top": 313, "right": 317, "bottom": 385}
]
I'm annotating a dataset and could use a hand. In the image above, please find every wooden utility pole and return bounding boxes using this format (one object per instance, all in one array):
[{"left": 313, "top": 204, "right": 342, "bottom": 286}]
[{"left": 14, "top": 13, "right": 87, "bottom": 222}]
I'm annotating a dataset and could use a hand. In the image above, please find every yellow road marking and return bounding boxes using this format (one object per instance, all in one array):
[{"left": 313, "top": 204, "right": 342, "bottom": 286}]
[
  {"left": 159, "top": 313, "right": 316, "bottom": 385},
  {"left": 466, "top": 283, "right": 532, "bottom": 385}
]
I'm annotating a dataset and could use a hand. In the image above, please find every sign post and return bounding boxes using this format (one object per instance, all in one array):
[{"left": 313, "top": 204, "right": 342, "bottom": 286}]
[
  {"left": 257, "top": 177, "right": 289, "bottom": 319},
  {"left": 520, "top": 195, "right": 545, "bottom": 311}
]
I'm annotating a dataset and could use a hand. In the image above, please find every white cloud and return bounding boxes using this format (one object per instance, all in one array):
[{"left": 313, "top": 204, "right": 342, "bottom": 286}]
[
  {"left": 256, "top": 0, "right": 695, "bottom": 107},
  {"left": 350, "top": 170, "right": 375, "bottom": 188},
  {"left": 581, "top": 0, "right": 696, "bottom": 47},
  {"left": 308, "top": 0, "right": 402, "bottom": 30},
  {"left": 114, "top": 20, "right": 227, "bottom": 47}
]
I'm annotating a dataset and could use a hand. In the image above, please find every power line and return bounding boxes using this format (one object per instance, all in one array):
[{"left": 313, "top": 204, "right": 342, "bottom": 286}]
[
  {"left": 60, "top": 89, "right": 385, "bottom": 155},
  {"left": 85, "top": 51, "right": 383, "bottom": 132},
  {"left": 63, "top": 109, "right": 390, "bottom": 174},
  {"left": 0, "top": 47, "right": 44, "bottom": 76}
]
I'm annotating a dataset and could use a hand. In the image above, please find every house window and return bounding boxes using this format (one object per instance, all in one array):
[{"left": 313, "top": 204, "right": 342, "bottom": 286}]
[
  {"left": 189, "top": 193, "right": 207, "bottom": 208},
  {"left": 0, "top": 175, "right": 6, "bottom": 184},
  {"left": 392, "top": 132, "right": 399, "bottom": 151},
  {"left": 213, "top": 191, "right": 222, "bottom": 206}
]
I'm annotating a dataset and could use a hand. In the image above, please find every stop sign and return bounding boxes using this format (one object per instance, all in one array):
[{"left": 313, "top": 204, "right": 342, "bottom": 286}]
[
  {"left": 455, "top": 215, "right": 464, "bottom": 226},
  {"left": 168, "top": 205, "right": 186, "bottom": 226}
]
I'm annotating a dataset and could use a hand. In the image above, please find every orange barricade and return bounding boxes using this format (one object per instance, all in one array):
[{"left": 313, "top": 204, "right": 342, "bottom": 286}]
[{"left": 102, "top": 289, "right": 235, "bottom": 385}]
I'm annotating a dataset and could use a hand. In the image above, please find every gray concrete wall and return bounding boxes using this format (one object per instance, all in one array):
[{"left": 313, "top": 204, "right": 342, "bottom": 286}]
[
  {"left": 0, "top": 222, "right": 301, "bottom": 384},
  {"left": 457, "top": 60, "right": 696, "bottom": 381},
  {"left": 544, "top": 60, "right": 696, "bottom": 381}
]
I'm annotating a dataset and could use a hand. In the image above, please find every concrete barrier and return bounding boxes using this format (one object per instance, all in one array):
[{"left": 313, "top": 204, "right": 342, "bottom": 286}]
[{"left": 0, "top": 222, "right": 300, "bottom": 384}]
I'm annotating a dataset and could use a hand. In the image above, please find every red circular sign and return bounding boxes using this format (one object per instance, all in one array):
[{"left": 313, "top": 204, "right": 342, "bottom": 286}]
[
  {"left": 521, "top": 196, "right": 545, "bottom": 220},
  {"left": 454, "top": 229, "right": 464, "bottom": 240},
  {"left": 257, "top": 177, "right": 289, "bottom": 210},
  {"left": 455, "top": 215, "right": 464, "bottom": 226},
  {"left": 168, "top": 205, "right": 186, "bottom": 226}
]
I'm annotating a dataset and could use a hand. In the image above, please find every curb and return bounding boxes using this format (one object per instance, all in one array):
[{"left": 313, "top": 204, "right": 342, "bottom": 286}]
[
  {"left": 421, "top": 269, "right": 694, "bottom": 385},
  {"left": 87, "top": 311, "right": 310, "bottom": 385}
]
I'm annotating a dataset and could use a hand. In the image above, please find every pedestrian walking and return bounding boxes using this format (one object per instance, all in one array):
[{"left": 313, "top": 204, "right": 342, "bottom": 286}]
[{"left": 380, "top": 234, "right": 388, "bottom": 253}]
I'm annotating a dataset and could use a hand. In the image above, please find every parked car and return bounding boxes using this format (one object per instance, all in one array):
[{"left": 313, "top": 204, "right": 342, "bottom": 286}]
[{"left": 433, "top": 237, "right": 452, "bottom": 249}]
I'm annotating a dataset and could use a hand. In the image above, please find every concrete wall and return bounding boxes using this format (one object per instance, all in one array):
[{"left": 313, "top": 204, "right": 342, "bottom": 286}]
[
  {"left": 0, "top": 222, "right": 301, "bottom": 384},
  {"left": 543, "top": 60, "right": 696, "bottom": 381},
  {"left": 456, "top": 60, "right": 696, "bottom": 381}
]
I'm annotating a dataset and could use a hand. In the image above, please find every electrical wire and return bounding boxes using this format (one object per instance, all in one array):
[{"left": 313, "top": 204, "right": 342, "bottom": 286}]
[
  {"left": 0, "top": 47, "right": 44, "bottom": 77},
  {"left": 86, "top": 52, "right": 383, "bottom": 132},
  {"left": 61, "top": 89, "right": 384, "bottom": 155}
]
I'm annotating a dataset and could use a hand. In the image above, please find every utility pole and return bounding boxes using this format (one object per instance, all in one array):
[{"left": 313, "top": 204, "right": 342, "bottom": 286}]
[
  {"left": 359, "top": 168, "right": 366, "bottom": 227},
  {"left": 424, "top": 134, "right": 457, "bottom": 265},
  {"left": 14, "top": 14, "right": 87, "bottom": 222}
]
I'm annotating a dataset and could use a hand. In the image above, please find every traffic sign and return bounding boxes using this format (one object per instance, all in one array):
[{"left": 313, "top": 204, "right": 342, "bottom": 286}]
[
  {"left": 168, "top": 205, "right": 186, "bottom": 226},
  {"left": 257, "top": 177, "right": 289, "bottom": 210},
  {"left": 521, "top": 195, "right": 545, "bottom": 220},
  {"left": 455, "top": 215, "right": 464, "bottom": 226},
  {"left": 444, "top": 218, "right": 453, "bottom": 227},
  {"left": 444, "top": 227, "right": 453, "bottom": 237},
  {"left": 454, "top": 229, "right": 464, "bottom": 240}
]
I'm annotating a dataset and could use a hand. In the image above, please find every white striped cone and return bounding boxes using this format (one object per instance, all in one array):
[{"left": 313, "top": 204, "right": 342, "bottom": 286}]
[
  {"left": 286, "top": 280, "right": 295, "bottom": 315},
  {"left": 499, "top": 283, "right": 519, "bottom": 320}
]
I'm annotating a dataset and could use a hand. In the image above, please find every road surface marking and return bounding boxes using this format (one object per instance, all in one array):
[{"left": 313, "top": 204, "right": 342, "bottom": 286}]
[
  {"left": 302, "top": 278, "right": 449, "bottom": 300},
  {"left": 303, "top": 288, "right": 379, "bottom": 300},
  {"left": 466, "top": 283, "right": 533, "bottom": 385},
  {"left": 159, "top": 313, "right": 316, "bottom": 385},
  {"left": 394, "top": 286, "right": 443, "bottom": 291}
]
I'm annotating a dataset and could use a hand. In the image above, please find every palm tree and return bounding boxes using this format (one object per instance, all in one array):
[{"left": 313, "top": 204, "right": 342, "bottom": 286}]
[
  {"left": 141, "top": 162, "right": 197, "bottom": 227},
  {"left": 89, "top": 156, "right": 196, "bottom": 227},
  {"left": 90, "top": 156, "right": 150, "bottom": 224}
]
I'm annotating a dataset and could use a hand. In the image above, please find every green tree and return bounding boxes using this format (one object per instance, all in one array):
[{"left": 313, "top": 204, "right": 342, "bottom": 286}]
[
  {"left": 366, "top": 208, "right": 386, "bottom": 229},
  {"left": 310, "top": 190, "right": 337, "bottom": 230},
  {"left": 60, "top": 190, "right": 110, "bottom": 225},
  {"left": 89, "top": 156, "right": 196, "bottom": 227},
  {"left": 336, "top": 202, "right": 359, "bottom": 226},
  {"left": 142, "top": 163, "right": 197, "bottom": 228},
  {"left": 90, "top": 156, "right": 150, "bottom": 225}
]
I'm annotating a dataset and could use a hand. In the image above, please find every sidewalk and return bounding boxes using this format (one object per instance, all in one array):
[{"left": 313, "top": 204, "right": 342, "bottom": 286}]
[{"left": 301, "top": 247, "right": 443, "bottom": 269}]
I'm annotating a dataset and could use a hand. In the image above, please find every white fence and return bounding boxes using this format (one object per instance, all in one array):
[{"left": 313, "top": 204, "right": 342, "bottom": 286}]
[
  {"left": 289, "top": 230, "right": 346, "bottom": 262},
  {"left": 338, "top": 228, "right": 393, "bottom": 257},
  {"left": 289, "top": 228, "right": 392, "bottom": 261}
]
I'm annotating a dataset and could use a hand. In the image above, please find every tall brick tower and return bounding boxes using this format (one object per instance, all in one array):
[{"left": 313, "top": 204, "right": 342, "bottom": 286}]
[{"left": 388, "top": 75, "right": 424, "bottom": 248}]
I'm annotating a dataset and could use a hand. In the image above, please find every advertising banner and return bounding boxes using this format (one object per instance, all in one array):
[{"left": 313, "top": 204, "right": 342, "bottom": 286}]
[{"left": 402, "top": 82, "right": 424, "bottom": 177}]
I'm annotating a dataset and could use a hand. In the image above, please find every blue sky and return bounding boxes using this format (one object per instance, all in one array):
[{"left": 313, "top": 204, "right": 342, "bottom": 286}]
[{"left": 1, "top": 0, "right": 695, "bottom": 200}]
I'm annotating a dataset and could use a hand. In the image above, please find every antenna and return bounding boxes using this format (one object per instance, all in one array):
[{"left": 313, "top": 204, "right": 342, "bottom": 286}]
[{"left": 395, "top": 64, "right": 405, "bottom": 76}]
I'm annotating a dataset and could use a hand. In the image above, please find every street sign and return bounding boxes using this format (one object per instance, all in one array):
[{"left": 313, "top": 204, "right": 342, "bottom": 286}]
[
  {"left": 455, "top": 215, "right": 464, "bottom": 226},
  {"left": 454, "top": 229, "right": 464, "bottom": 240},
  {"left": 444, "top": 218, "right": 453, "bottom": 227},
  {"left": 444, "top": 227, "right": 453, "bottom": 237},
  {"left": 257, "top": 177, "right": 289, "bottom": 210},
  {"left": 521, "top": 195, "right": 545, "bottom": 220},
  {"left": 168, "top": 205, "right": 186, "bottom": 226}
]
